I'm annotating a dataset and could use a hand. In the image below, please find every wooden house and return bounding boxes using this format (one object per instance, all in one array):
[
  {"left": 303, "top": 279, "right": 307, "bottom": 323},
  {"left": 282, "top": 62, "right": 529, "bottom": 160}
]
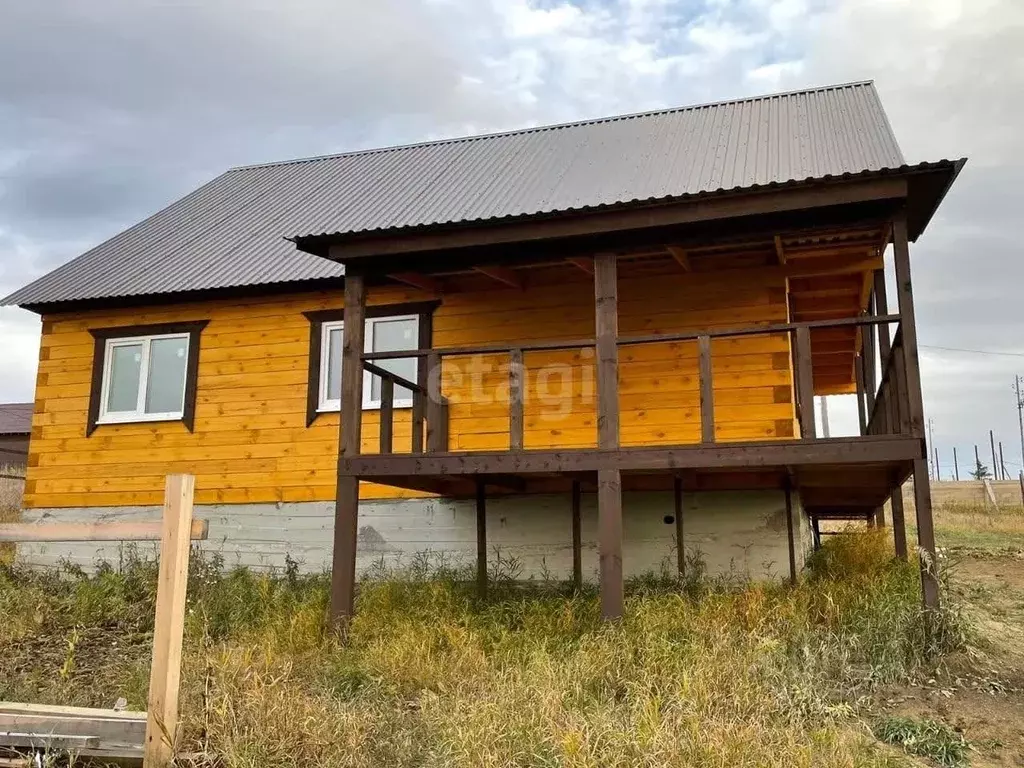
[{"left": 2, "top": 82, "right": 964, "bottom": 621}]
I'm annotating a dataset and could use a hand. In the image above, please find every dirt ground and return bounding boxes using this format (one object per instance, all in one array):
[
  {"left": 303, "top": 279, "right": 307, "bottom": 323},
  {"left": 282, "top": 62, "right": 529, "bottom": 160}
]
[{"left": 879, "top": 553, "right": 1024, "bottom": 766}]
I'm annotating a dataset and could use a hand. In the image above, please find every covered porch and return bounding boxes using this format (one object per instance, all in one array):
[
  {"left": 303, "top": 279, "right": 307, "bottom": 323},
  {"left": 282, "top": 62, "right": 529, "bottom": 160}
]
[{"left": 294, "top": 167, "right": 959, "bottom": 624}]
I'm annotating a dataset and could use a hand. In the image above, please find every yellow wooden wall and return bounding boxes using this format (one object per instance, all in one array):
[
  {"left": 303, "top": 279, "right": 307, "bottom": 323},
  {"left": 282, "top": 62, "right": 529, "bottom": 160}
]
[{"left": 24, "top": 265, "right": 793, "bottom": 509}]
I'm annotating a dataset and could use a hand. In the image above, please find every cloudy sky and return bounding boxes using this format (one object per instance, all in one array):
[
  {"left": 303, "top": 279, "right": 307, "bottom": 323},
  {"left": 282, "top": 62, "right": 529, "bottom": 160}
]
[{"left": 1, "top": 0, "right": 1021, "bottom": 477}]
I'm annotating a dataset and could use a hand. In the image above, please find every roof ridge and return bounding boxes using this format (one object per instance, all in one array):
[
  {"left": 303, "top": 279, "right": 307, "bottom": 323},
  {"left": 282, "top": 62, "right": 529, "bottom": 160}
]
[{"left": 227, "top": 80, "right": 877, "bottom": 172}]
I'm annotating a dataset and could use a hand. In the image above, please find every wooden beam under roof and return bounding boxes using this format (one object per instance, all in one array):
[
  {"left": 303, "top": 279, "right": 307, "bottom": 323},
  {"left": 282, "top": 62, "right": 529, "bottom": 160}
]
[
  {"left": 388, "top": 272, "right": 443, "bottom": 293},
  {"left": 474, "top": 265, "right": 524, "bottom": 289},
  {"left": 566, "top": 256, "right": 594, "bottom": 275},
  {"left": 666, "top": 245, "right": 691, "bottom": 271},
  {"left": 773, "top": 235, "right": 787, "bottom": 265}
]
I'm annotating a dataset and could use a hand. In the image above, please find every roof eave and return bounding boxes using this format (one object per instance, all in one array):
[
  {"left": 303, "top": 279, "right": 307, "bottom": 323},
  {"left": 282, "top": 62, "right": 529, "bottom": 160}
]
[{"left": 293, "top": 162, "right": 962, "bottom": 263}]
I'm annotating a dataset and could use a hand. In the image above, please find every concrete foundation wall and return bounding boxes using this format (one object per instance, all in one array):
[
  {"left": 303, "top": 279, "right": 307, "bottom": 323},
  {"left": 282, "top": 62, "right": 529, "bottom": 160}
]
[{"left": 17, "top": 490, "right": 810, "bottom": 582}]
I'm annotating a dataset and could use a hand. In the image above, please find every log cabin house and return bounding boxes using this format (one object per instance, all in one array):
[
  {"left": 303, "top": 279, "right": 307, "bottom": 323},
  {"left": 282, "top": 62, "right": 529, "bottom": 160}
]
[{"left": 2, "top": 82, "right": 964, "bottom": 621}]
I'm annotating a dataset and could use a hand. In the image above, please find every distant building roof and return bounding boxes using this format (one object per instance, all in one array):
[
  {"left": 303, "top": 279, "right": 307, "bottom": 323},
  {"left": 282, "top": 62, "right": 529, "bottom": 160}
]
[
  {"left": 0, "top": 403, "right": 32, "bottom": 436},
  {"left": 3, "top": 81, "right": 941, "bottom": 309}
]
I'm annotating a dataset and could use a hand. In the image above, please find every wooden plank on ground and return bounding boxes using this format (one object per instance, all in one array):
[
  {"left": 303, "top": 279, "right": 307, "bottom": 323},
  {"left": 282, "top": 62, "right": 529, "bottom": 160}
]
[{"left": 0, "top": 713, "right": 145, "bottom": 742}]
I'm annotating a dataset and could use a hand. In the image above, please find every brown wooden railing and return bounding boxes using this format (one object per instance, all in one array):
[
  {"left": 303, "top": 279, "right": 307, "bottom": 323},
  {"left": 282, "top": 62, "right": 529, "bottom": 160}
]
[
  {"left": 359, "top": 314, "right": 906, "bottom": 456},
  {"left": 362, "top": 362, "right": 450, "bottom": 454},
  {"left": 866, "top": 326, "right": 908, "bottom": 436}
]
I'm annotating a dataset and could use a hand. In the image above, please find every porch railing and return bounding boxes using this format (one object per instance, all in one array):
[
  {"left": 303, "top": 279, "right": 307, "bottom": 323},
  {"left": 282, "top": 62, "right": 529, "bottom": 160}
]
[{"left": 360, "top": 314, "right": 906, "bottom": 456}]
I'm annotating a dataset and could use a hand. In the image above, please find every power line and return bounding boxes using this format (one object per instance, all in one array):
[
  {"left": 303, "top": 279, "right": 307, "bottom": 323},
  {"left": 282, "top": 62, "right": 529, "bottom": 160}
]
[{"left": 920, "top": 344, "right": 1024, "bottom": 358}]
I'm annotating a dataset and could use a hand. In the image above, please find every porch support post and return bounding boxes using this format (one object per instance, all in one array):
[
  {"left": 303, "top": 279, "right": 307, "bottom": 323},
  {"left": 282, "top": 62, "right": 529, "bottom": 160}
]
[
  {"left": 594, "top": 252, "right": 623, "bottom": 620},
  {"left": 571, "top": 480, "right": 582, "bottom": 590},
  {"left": 854, "top": 357, "right": 868, "bottom": 436},
  {"left": 893, "top": 213, "right": 939, "bottom": 608},
  {"left": 811, "top": 516, "right": 821, "bottom": 550},
  {"left": 890, "top": 475, "right": 909, "bottom": 560},
  {"left": 784, "top": 478, "right": 797, "bottom": 585},
  {"left": 476, "top": 479, "right": 487, "bottom": 599},
  {"left": 874, "top": 269, "right": 892, "bottom": 367},
  {"left": 674, "top": 475, "right": 684, "bottom": 577},
  {"left": 330, "top": 274, "right": 367, "bottom": 631}
]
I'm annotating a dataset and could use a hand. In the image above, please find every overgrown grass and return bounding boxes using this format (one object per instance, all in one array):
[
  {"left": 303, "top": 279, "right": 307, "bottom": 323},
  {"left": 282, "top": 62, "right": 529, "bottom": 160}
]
[
  {"left": 0, "top": 466, "right": 22, "bottom": 565},
  {"left": 927, "top": 501, "right": 1024, "bottom": 552},
  {"left": 0, "top": 532, "right": 970, "bottom": 767},
  {"left": 872, "top": 715, "right": 970, "bottom": 767}
]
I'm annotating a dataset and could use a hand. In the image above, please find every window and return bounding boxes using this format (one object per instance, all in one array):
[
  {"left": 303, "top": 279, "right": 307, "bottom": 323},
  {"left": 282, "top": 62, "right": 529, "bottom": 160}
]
[
  {"left": 87, "top": 321, "right": 208, "bottom": 435},
  {"left": 316, "top": 315, "right": 420, "bottom": 412},
  {"left": 304, "top": 302, "right": 438, "bottom": 425}
]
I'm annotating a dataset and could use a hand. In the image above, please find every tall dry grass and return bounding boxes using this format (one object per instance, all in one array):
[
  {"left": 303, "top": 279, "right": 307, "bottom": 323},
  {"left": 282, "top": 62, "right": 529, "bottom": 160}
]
[
  {"left": 0, "top": 464, "right": 23, "bottom": 565},
  {"left": 0, "top": 532, "right": 968, "bottom": 767}
]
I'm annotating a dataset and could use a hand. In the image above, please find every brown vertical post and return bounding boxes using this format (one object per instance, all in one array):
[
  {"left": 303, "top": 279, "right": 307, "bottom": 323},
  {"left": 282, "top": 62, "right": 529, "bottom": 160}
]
[
  {"left": 874, "top": 505, "right": 886, "bottom": 529},
  {"left": 698, "top": 335, "right": 715, "bottom": 443},
  {"left": 890, "top": 478, "right": 909, "bottom": 560},
  {"left": 874, "top": 269, "right": 892, "bottom": 366},
  {"left": 892, "top": 213, "right": 939, "bottom": 608},
  {"left": 854, "top": 356, "right": 868, "bottom": 436},
  {"left": 953, "top": 446, "right": 959, "bottom": 481},
  {"left": 673, "top": 475, "right": 684, "bottom": 577},
  {"left": 379, "top": 378, "right": 394, "bottom": 455},
  {"left": 330, "top": 274, "right": 366, "bottom": 630},
  {"left": 863, "top": 293, "right": 877, "bottom": 416},
  {"left": 784, "top": 479, "right": 797, "bottom": 585},
  {"left": 990, "top": 431, "right": 999, "bottom": 482},
  {"left": 509, "top": 348, "right": 524, "bottom": 451},
  {"left": 411, "top": 391, "right": 425, "bottom": 454},
  {"left": 425, "top": 352, "right": 445, "bottom": 453},
  {"left": 794, "top": 326, "right": 816, "bottom": 439},
  {"left": 144, "top": 474, "right": 196, "bottom": 768},
  {"left": 594, "top": 252, "right": 623, "bottom": 621},
  {"left": 811, "top": 516, "right": 821, "bottom": 550},
  {"left": 476, "top": 479, "right": 487, "bottom": 599},
  {"left": 571, "top": 480, "right": 582, "bottom": 590}
]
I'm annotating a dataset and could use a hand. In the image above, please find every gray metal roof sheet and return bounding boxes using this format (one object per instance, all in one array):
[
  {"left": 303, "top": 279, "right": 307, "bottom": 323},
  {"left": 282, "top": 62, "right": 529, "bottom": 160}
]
[
  {"left": 4, "top": 81, "right": 910, "bottom": 308},
  {"left": 0, "top": 403, "right": 33, "bottom": 435}
]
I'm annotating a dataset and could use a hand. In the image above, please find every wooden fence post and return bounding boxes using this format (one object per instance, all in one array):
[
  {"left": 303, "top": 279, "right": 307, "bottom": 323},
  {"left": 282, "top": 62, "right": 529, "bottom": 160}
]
[{"left": 144, "top": 474, "right": 195, "bottom": 768}]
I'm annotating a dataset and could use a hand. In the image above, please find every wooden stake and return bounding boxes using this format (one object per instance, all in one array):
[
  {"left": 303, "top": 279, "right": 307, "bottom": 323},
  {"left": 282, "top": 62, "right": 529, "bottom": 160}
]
[{"left": 143, "top": 474, "right": 195, "bottom": 768}]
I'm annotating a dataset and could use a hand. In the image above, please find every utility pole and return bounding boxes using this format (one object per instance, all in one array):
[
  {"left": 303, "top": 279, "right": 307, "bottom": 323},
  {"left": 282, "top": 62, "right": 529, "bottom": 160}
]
[
  {"left": 999, "top": 441, "right": 1008, "bottom": 480},
  {"left": 1016, "top": 375, "right": 1024, "bottom": 469},
  {"left": 953, "top": 446, "right": 959, "bottom": 481},
  {"left": 820, "top": 397, "right": 830, "bottom": 438},
  {"left": 927, "top": 418, "right": 936, "bottom": 479},
  {"left": 975, "top": 444, "right": 982, "bottom": 479},
  {"left": 990, "top": 430, "right": 999, "bottom": 483}
]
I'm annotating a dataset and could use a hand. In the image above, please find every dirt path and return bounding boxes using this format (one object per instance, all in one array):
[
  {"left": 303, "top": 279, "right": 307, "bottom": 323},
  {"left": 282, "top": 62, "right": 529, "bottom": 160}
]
[{"left": 880, "top": 554, "right": 1024, "bottom": 766}]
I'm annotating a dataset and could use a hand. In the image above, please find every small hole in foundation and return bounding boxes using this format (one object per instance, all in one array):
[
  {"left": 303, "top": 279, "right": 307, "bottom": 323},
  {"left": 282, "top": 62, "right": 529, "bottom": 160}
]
[{"left": 663, "top": 515, "right": 675, "bottom": 525}]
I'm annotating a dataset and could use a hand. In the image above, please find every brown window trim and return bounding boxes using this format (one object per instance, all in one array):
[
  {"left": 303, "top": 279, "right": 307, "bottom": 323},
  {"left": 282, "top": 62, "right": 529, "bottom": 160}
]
[
  {"left": 86, "top": 320, "right": 209, "bottom": 436},
  {"left": 303, "top": 300, "right": 439, "bottom": 427}
]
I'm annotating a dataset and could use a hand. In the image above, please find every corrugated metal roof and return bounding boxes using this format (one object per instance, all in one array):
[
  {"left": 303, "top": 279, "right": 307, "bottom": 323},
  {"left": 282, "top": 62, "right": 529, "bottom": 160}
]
[
  {"left": 4, "top": 81, "right": 910, "bottom": 308},
  {"left": 0, "top": 403, "right": 33, "bottom": 436}
]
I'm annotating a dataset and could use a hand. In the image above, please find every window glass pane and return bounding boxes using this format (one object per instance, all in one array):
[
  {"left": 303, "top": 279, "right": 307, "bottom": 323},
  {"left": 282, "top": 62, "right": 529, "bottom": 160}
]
[
  {"left": 106, "top": 343, "right": 143, "bottom": 413},
  {"left": 370, "top": 318, "right": 418, "bottom": 401},
  {"left": 325, "top": 326, "right": 343, "bottom": 403},
  {"left": 146, "top": 336, "right": 189, "bottom": 414}
]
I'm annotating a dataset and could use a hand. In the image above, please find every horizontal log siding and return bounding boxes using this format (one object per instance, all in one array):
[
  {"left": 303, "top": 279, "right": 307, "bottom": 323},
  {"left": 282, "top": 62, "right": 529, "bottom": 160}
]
[
  {"left": 435, "top": 268, "right": 793, "bottom": 451},
  {"left": 26, "top": 267, "right": 794, "bottom": 509},
  {"left": 26, "top": 287, "right": 427, "bottom": 509}
]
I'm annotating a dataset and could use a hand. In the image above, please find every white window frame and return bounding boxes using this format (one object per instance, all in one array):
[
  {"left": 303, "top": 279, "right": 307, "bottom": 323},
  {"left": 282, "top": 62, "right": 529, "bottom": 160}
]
[
  {"left": 97, "top": 332, "right": 190, "bottom": 425},
  {"left": 317, "top": 315, "right": 420, "bottom": 413}
]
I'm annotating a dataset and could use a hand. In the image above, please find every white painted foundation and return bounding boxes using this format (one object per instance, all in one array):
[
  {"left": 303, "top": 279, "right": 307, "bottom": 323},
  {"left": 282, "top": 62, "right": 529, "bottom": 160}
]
[{"left": 17, "top": 490, "right": 810, "bottom": 582}]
